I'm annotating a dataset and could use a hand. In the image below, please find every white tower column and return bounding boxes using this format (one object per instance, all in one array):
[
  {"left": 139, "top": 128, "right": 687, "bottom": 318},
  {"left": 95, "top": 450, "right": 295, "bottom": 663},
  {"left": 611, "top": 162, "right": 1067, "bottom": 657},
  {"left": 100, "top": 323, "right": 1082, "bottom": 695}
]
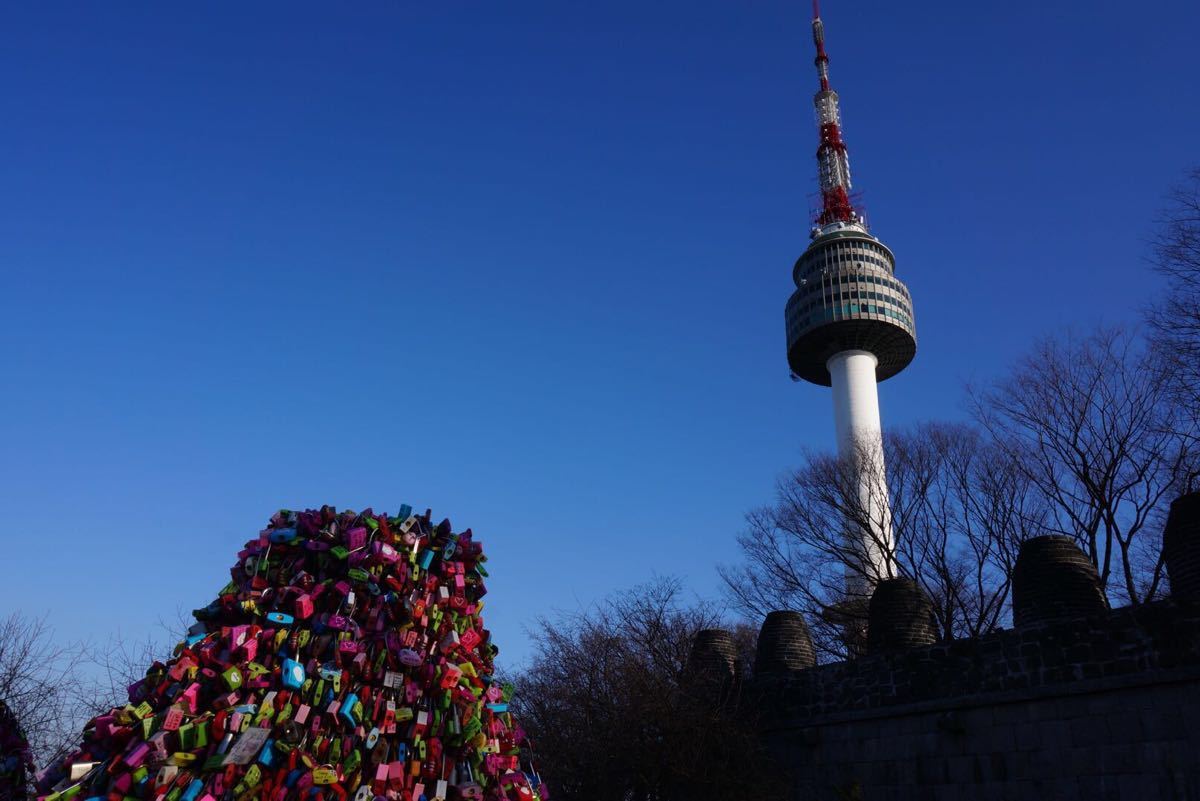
[{"left": 827, "top": 350, "right": 894, "bottom": 591}]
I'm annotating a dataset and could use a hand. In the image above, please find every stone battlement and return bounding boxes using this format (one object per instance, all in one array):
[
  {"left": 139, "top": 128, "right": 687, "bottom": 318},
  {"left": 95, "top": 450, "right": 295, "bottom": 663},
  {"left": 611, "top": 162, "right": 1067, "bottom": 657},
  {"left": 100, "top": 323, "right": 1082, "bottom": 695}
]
[
  {"left": 750, "top": 599, "right": 1200, "bottom": 730},
  {"left": 688, "top": 490, "right": 1200, "bottom": 800}
]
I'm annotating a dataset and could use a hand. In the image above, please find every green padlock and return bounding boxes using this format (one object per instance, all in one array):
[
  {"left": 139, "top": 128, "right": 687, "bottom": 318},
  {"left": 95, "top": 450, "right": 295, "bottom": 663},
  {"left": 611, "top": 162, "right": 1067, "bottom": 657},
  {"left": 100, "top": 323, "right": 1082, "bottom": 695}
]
[
  {"left": 194, "top": 721, "right": 208, "bottom": 748},
  {"left": 222, "top": 666, "right": 244, "bottom": 691},
  {"left": 178, "top": 723, "right": 194, "bottom": 750}
]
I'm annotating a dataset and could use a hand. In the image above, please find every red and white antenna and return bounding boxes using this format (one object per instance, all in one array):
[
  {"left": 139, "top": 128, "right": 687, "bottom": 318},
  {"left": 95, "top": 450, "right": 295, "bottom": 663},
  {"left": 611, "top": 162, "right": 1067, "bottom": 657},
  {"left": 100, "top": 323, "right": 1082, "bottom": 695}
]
[{"left": 810, "top": 0, "right": 857, "bottom": 227}]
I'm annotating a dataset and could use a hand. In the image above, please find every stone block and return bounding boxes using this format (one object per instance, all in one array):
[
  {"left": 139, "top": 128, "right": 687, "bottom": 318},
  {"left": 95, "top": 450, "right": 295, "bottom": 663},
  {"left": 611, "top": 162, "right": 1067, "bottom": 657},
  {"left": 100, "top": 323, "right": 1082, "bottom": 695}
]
[
  {"left": 1069, "top": 715, "right": 1109, "bottom": 747},
  {"left": 916, "top": 755, "right": 948, "bottom": 785},
  {"left": 1004, "top": 749, "right": 1032, "bottom": 781},
  {"left": 1076, "top": 774, "right": 1121, "bottom": 801},
  {"left": 984, "top": 723, "right": 1016, "bottom": 753},
  {"left": 945, "top": 756, "right": 973, "bottom": 784},
  {"left": 1097, "top": 743, "right": 1139, "bottom": 774},
  {"left": 990, "top": 702, "right": 1030, "bottom": 725}
]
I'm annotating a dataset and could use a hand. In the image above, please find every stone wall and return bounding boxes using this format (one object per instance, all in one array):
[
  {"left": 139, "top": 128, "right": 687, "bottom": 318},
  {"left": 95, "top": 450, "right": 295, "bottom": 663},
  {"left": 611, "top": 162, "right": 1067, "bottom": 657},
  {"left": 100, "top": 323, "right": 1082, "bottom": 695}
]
[{"left": 749, "top": 601, "right": 1200, "bottom": 800}]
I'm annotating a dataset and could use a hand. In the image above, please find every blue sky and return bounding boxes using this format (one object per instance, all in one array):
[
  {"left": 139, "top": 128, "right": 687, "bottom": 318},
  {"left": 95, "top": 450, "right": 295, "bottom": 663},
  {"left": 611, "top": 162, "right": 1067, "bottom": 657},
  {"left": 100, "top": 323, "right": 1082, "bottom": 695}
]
[{"left": 1, "top": 0, "right": 1197, "bottom": 671}]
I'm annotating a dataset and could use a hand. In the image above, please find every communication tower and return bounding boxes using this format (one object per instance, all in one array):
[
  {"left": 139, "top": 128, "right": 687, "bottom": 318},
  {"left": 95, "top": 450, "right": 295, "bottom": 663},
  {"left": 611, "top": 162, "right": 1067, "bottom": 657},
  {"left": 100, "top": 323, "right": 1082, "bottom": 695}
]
[{"left": 784, "top": 1, "right": 917, "bottom": 595}]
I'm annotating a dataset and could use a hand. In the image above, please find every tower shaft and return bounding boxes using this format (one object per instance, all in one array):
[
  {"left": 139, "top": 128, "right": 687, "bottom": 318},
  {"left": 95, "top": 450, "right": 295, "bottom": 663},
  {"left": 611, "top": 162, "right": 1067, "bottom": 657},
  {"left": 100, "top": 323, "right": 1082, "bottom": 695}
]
[{"left": 828, "top": 350, "right": 894, "bottom": 589}]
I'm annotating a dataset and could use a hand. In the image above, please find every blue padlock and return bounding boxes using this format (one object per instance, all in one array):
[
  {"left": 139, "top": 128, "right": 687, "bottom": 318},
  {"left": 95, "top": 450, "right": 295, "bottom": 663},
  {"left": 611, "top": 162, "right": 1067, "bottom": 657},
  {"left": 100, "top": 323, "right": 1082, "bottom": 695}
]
[
  {"left": 266, "top": 612, "right": 294, "bottom": 626},
  {"left": 339, "top": 692, "right": 360, "bottom": 727},
  {"left": 258, "top": 740, "right": 276, "bottom": 768},
  {"left": 269, "top": 527, "right": 298, "bottom": 543},
  {"left": 281, "top": 659, "right": 305, "bottom": 691},
  {"left": 181, "top": 779, "right": 204, "bottom": 801}
]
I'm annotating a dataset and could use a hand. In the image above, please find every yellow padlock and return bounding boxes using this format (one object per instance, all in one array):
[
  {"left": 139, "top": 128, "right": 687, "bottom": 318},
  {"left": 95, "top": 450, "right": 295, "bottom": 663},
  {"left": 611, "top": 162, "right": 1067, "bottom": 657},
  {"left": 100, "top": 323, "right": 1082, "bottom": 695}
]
[{"left": 312, "top": 767, "right": 338, "bottom": 786}]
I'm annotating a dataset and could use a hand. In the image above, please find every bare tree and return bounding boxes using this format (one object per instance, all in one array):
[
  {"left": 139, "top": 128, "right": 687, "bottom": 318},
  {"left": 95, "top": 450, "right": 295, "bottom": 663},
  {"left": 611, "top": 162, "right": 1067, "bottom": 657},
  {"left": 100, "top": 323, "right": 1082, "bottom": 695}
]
[
  {"left": 1146, "top": 167, "right": 1200, "bottom": 451},
  {"left": 0, "top": 609, "right": 183, "bottom": 783},
  {"left": 972, "top": 326, "right": 1197, "bottom": 605},
  {"left": 510, "top": 577, "right": 780, "bottom": 801},
  {"left": 888, "top": 423, "right": 1048, "bottom": 638},
  {"left": 1147, "top": 167, "right": 1200, "bottom": 389},
  {"left": 0, "top": 614, "right": 89, "bottom": 773},
  {"left": 720, "top": 422, "right": 1042, "bottom": 659},
  {"left": 0, "top": 698, "right": 34, "bottom": 801},
  {"left": 76, "top": 629, "right": 176, "bottom": 722}
]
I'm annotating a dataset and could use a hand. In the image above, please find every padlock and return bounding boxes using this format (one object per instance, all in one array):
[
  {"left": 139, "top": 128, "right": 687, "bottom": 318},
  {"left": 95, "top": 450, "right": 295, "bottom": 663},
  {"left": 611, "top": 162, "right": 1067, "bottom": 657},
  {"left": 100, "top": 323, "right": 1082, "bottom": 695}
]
[
  {"left": 221, "top": 666, "right": 244, "bottom": 692},
  {"left": 282, "top": 659, "right": 306, "bottom": 691},
  {"left": 338, "top": 693, "right": 360, "bottom": 727},
  {"left": 277, "top": 721, "right": 302, "bottom": 745},
  {"left": 364, "top": 727, "right": 381, "bottom": 749}
]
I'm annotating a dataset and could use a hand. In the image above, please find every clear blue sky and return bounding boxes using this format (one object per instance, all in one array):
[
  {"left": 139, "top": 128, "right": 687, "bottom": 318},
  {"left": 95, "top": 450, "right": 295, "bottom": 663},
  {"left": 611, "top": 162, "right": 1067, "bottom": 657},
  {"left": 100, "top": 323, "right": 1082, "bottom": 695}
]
[{"left": 1, "top": 1, "right": 1197, "bottom": 670}]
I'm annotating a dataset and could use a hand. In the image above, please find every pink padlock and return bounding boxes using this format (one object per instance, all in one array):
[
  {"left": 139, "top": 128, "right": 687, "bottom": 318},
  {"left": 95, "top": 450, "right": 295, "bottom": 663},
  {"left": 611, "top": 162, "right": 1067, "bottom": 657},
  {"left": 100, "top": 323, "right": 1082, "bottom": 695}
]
[
  {"left": 241, "top": 638, "right": 258, "bottom": 662},
  {"left": 439, "top": 665, "right": 462, "bottom": 690},
  {"left": 179, "top": 682, "right": 201, "bottom": 713},
  {"left": 387, "top": 760, "right": 406, "bottom": 789},
  {"left": 162, "top": 707, "right": 185, "bottom": 731}
]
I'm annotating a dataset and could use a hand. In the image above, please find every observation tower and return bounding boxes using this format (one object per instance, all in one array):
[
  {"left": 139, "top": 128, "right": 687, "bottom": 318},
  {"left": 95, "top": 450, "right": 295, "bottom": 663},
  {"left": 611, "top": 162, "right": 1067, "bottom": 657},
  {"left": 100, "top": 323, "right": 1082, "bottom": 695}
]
[{"left": 784, "top": 2, "right": 916, "bottom": 593}]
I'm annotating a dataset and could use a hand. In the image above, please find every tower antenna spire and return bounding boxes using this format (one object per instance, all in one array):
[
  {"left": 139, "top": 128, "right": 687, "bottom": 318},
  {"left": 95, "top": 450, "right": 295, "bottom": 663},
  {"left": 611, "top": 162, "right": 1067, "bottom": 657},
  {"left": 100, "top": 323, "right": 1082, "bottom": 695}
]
[{"left": 810, "top": 1, "right": 855, "bottom": 226}]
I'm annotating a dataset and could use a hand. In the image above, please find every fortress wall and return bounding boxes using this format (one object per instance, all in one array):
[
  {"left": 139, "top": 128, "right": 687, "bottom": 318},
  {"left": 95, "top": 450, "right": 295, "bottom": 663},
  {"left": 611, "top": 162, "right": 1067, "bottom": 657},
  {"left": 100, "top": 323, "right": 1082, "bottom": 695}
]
[{"left": 751, "top": 602, "right": 1200, "bottom": 800}]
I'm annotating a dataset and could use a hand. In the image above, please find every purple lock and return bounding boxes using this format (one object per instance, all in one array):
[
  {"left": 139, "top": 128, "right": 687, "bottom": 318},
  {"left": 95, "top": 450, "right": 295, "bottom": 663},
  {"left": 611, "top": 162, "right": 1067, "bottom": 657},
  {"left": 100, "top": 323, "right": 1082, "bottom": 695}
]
[{"left": 124, "top": 741, "right": 151, "bottom": 768}]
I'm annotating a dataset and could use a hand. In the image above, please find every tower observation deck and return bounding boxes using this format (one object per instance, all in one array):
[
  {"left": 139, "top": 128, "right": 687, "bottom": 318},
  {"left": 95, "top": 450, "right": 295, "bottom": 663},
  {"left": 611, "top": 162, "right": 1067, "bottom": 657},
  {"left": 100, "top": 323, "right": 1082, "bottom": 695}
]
[
  {"left": 785, "top": 221, "right": 916, "bottom": 386},
  {"left": 784, "top": 3, "right": 916, "bottom": 595}
]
